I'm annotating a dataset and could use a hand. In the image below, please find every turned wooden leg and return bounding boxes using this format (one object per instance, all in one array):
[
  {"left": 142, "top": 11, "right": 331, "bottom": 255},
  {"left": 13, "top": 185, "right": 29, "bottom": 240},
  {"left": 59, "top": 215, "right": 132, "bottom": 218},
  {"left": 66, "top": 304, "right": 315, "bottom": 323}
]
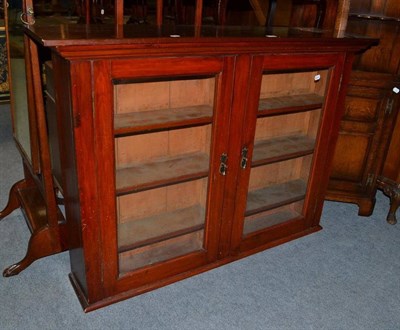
[
  {"left": 377, "top": 176, "right": 400, "bottom": 225},
  {"left": 3, "top": 226, "right": 59, "bottom": 277},
  {"left": 0, "top": 180, "right": 27, "bottom": 220}
]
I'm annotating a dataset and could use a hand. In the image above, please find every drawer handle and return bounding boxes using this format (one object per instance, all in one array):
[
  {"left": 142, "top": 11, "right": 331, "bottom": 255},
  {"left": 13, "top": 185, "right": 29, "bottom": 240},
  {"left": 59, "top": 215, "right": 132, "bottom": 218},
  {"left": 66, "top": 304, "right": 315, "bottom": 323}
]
[{"left": 20, "top": 7, "right": 35, "bottom": 25}]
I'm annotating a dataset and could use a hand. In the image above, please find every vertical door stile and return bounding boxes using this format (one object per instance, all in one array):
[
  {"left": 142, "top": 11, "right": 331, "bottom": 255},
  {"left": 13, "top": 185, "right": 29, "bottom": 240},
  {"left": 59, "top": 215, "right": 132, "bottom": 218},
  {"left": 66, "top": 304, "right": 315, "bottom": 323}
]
[
  {"left": 92, "top": 59, "right": 119, "bottom": 296},
  {"left": 69, "top": 59, "right": 106, "bottom": 303},
  {"left": 304, "top": 53, "right": 348, "bottom": 227},
  {"left": 205, "top": 56, "right": 236, "bottom": 260},
  {"left": 224, "top": 55, "right": 264, "bottom": 256}
]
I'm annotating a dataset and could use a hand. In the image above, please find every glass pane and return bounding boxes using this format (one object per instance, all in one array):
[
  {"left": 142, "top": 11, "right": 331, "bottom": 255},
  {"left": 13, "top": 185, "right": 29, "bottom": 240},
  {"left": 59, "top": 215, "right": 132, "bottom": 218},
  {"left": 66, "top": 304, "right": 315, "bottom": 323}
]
[
  {"left": 7, "top": 3, "right": 31, "bottom": 160},
  {"left": 0, "top": 12, "right": 9, "bottom": 102},
  {"left": 243, "top": 69, "right": 329, "bottom": 236},
  {"left": 114, "top": 76, "right": 215, "bottom": 275}
]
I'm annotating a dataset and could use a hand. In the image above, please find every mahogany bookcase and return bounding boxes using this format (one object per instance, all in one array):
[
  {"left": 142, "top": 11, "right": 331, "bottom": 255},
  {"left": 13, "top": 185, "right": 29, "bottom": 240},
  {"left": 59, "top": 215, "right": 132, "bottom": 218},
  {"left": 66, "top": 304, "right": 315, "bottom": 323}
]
[{"left": 0, "top": 15, "right": 375, "bottom": 311}]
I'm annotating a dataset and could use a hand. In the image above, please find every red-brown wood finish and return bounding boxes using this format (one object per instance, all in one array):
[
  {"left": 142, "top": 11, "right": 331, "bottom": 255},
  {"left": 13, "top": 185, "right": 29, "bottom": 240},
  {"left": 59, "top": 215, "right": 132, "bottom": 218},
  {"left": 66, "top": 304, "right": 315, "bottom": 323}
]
[{"left": 1, "top": 22, "right": 375, "bottom": 311}]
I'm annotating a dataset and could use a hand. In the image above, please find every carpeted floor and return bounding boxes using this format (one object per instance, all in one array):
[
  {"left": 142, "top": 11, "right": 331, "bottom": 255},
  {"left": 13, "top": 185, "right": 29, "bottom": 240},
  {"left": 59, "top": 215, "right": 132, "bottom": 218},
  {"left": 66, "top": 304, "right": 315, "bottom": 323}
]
[{"left": 1, "top": 104, "right": 399, "bottom": 329}]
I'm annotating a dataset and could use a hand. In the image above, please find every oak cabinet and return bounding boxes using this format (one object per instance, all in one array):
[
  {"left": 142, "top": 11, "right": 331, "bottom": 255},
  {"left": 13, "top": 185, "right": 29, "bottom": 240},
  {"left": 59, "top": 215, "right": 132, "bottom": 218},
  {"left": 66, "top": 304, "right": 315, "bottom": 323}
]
[
  {"left": 1, "top": 23, "right": 374, "bottom": 311},
  {"left": 326, "top": 0, "right": 400, "bottom": 222},
  {"left": 327, "top": 71, "right": 399, "bottom": 215}
]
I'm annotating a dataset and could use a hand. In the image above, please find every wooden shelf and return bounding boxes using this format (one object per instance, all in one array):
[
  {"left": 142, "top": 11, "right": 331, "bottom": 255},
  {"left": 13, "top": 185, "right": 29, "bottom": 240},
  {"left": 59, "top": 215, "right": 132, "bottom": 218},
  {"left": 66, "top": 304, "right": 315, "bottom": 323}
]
[
  {"left": 349, "top": 13, "right": 400, "bottom": 22},
  {"left": 118, "top": 205, "right": 205, "bottom": 252},
  {"left": 252, "top": 135, "right": 315, "bottom": 167},
  {"left": 114, "top": 105, "right": 213, "bottom": 136},
  {"left": 116, "top": 152, "right": 209, "bottom": 195},
  {"left": 258, "top": 93, "right": 324, "bottom": 116},
  {"left": 119, "top": 230, "right": 204, "bottom": 274},
  {"left": 17, "top": 185, "right": 65, "bottom": 233},
  {"left": 243, "top": 209, "right": 303, "bottom": 236},
  {"left": 246, "top": 179, "right": 307, "bottom": 216},
  {"left": 17, "top": 186, "right": 48, "bottom": 233}
]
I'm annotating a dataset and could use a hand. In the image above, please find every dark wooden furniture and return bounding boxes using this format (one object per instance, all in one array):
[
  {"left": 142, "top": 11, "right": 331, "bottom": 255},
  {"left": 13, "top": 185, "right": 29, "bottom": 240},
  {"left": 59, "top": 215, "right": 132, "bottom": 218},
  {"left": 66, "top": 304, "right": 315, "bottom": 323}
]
[
  {"left": 327, "top": 71, "right": 399, "bottom": 216},
  {"left": 267, "top": 0, "right": 327, "bottom": 27},
  {"left": 378, "top": 107, "right": 400, "bottom": 224},
  {"left": 325, "top": 0, "right": 400, "bottom": 224}
]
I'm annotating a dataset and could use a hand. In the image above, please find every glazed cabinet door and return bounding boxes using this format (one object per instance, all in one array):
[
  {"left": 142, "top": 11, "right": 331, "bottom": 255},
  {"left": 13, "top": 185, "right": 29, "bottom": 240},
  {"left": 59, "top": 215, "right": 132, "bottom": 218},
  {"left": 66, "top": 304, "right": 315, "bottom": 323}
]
[
  {"left": 228, "top": 54, "right": 347, "bottom": 254},
  {"left": 92, "top": 56, "right": 234, "bottom": 297}
]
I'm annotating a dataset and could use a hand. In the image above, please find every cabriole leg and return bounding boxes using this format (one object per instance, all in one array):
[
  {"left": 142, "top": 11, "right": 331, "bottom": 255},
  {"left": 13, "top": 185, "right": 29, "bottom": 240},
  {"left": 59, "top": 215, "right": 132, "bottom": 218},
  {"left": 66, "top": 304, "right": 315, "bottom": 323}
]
[
  {"left": 377, "top": 176, "right": 400, "bottom": 225},
  {"left": 0, "top": 180, "right": 26, "bottom": 220},
  {"left": 3, "top": 226, "right": 58, "bottom": 277}
]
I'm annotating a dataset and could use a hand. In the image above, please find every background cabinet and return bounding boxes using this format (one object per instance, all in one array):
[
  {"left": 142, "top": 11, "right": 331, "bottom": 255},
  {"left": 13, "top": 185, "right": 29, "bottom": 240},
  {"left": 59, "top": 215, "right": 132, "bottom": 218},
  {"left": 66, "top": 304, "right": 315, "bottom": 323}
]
[
  {"left": 325, "top": 0, "right": 400, "bottom": 224},
  {"left": 327, "top": 71, "right": 399, "bottom": 215},
  {"left": 0, "top": 1, "right": 8, "bottom": 102}
]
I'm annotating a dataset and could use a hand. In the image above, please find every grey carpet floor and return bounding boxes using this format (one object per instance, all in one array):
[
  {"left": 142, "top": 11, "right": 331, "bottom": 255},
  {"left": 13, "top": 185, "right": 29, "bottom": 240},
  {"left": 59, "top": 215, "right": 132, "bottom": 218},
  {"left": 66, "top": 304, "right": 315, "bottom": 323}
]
[{"left": 1, "top": 104, "right": 399, "bottom": 329}]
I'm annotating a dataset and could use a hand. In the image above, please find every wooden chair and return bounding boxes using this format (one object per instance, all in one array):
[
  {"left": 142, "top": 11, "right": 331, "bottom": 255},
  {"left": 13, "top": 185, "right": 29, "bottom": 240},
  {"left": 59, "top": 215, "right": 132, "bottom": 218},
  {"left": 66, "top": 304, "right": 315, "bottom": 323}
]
[
  {"left": 266, "top": 0, "right": 327, "bottom": 28},
  {"left": 174, "top": 0, "right": 228, "bottom": 25},
  {"left": 84, "top": 0, "right": 224, "bottom": 26},
  {"left": 113, "top": 0, "right": 203, "bottom": 25},
  {"left": 291, "top": 0, "right": 326, "bottom": 28}
]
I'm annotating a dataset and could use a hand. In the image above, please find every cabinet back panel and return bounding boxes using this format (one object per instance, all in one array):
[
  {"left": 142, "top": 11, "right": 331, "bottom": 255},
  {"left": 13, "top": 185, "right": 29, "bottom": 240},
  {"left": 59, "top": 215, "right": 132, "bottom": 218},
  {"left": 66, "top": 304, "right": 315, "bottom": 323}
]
[
  {"left": 117, "top": 179, "right": 208, "bottom": 223},
  {"left": 299, "top": 154, "right": 314, "bottom": 181},
  {"left": 259, "top": 70, "right": 328, "bottom": 98},
  {"left": 248, "top": 156, "right": 312, "bottom": 190},
  {"left": 255, "top": 110, "right": 321, "bottom": 140},
  {"left": 313, "top": 70, "right": 330, "bottom": 96},
  {"left": 306, "top": 109, "right": 322, "bottom": 138},
  {"left": 115, "top": 125, "right": 212, "bottom": 165},
  {"left": 114, "top": 77, "right": 215, "bottom": 113}
]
